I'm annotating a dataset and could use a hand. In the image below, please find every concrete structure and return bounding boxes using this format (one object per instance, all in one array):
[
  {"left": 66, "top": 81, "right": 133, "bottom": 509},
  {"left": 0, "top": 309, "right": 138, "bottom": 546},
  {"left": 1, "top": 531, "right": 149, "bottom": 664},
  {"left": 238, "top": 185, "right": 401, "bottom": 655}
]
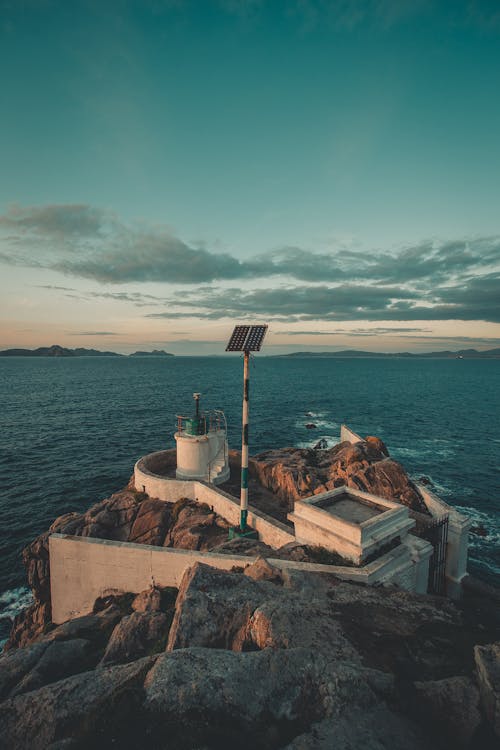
[
  {"left": 416, "top": 482, "right": 472, "bottom": 597},
  {"left": 47, "top": 420, "right": 469, "bottom": 626},
  {"left": 289, "top": 486, "right": 415, "bottom": 565},
  {"left": 135, "top": 452, "right": 295, "bottom": 549},
  {"left": 174, "top": 399, "right": 229, "bottom": 485},
  {"left": 49, "top": 531, "right": 431, "bottom": 623},
  {"left": 340, "top": 423, "right": 472, "bottom": 598}
]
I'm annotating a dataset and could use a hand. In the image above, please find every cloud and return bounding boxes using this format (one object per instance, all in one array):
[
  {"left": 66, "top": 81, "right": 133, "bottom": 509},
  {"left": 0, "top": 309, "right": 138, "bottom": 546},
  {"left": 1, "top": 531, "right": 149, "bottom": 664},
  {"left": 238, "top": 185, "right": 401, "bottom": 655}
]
[
  {"left": 276, "top": 327, "right": 432, "bottom": 335},
  {"left": 0, "top": 204, "right": 110, "bottom": 239},
  {"left": 1, "top": 203, "right": 499, "bottom": 324},
  {"left": 2, "top": 204, "right": 499, "bottom": 287},
  {"left": 69, "top": 331, "right": 118, "bottom": 336},
  {"left": 146, "top": 274, "right": 500, "bottom": 323}
]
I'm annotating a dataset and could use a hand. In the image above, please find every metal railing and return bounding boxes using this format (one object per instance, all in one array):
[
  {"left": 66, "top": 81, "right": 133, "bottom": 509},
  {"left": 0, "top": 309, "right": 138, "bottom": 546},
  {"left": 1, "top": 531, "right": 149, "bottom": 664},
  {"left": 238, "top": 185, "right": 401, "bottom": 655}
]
[{"left": 176, "top": 409, "right": 227, "bottom": 438}]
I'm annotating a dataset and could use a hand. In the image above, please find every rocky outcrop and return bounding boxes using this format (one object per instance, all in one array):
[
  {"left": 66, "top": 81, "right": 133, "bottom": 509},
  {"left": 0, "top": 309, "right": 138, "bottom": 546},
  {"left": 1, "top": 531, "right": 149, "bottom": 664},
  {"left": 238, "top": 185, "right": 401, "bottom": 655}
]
[
  {"left": 3, "top": 495, "right": 229, "bottom": 651},
  {"left": 6, "top": 434, "right": 431, "bottom": 652},
  {"left": 1, "top": 564, "right": 499, "bottom": 748},
  {"left": 474, "top": 642, "right": 500, "bottom": 739},
  {"left": 0, "top": 656, "right": 156, "bottom": 749},
  {"left": 253, "top": 437, "right": 428, "bottom": 513},
  {"left": 163, "top": 500, "right": 229, "bottom": 551},
  {"left": 100, "top": 611, "right": 170, "bottom": 666}
]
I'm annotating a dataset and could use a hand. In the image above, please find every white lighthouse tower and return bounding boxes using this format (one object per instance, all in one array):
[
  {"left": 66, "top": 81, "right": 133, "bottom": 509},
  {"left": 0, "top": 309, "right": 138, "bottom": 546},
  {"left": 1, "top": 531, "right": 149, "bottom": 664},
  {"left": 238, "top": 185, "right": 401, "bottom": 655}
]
[{"left": 174, "top": 393, "right": 230, "bottom": 485}]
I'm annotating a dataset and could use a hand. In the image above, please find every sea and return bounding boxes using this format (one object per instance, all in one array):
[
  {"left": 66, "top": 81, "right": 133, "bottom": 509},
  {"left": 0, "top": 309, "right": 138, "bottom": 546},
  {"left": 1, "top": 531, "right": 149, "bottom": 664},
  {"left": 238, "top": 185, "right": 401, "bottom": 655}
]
[{"left": 0, "top": 356, "right": 499, "bottom": 644}]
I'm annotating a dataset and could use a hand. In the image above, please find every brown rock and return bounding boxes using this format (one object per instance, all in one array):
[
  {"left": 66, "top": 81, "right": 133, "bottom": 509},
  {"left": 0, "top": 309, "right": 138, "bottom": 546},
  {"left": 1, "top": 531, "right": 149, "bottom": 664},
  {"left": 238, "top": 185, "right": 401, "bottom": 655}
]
[
  {"left": 213, "top": 537, "right": 275, "bottom": 557},
  {"left": 244, "top": 557, "right": 283, "bottom": 584},
  {"left": 129, "top": 498, "right": 171, "bottom": 546},
  {"left": 0, "top": 641, "right": 49, "bottom": 700},
  {"left": 131, "top": 587, "right": 163, "bottom": 613},
  {"left": 365, "top": 435, "right": 389, "bottom": 457},
  {"left": 4, "top": 601, "right": 51, "bottom": 651},
  {"left": 167, "top": 563, "right": 358, "bottom": 658},
  {"left": 253, "top": 437, "right": 428, "bottom": 514},
  {"left": 164, "top": 501, "right": 228, "bottom": 551}
]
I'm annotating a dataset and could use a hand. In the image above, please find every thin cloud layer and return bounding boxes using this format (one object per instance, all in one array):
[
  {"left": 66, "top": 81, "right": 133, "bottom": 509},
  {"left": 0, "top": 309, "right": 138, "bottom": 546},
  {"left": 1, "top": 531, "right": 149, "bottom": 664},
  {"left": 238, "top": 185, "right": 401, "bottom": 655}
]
[{"left": 146, "top": 273, "right": 500, "bottom": 322}]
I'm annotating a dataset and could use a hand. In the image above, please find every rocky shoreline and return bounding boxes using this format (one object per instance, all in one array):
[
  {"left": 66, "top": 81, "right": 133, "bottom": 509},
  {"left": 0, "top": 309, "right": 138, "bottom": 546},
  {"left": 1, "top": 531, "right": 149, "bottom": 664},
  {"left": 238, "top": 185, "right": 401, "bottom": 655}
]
[{"left": 1, "top": 438, "right": 499, "bottom": 748}]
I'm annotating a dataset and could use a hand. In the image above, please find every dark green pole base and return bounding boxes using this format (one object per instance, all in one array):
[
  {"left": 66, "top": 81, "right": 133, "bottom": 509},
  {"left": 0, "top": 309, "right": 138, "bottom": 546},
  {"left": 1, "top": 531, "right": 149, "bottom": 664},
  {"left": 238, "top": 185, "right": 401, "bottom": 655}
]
[{"left": 228, "top": 526, "right": 259, "bottom": 541}]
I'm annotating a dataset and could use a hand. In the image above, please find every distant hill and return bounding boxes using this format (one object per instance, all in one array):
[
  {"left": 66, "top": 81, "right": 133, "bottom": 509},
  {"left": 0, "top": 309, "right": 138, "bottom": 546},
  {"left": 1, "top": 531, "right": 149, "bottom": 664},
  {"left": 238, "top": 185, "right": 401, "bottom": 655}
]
[
  {"left": 0, "top": 345, "right": 123, "bottom": 357},
  {"left": 129, "top": 350, "right": 173, "bottom": 357},
  {"left": 0, "top": 345, "right": 174, "bottom": 357},
  {"left": 276, "top": 348, "right": 500, "bottom": 359}
]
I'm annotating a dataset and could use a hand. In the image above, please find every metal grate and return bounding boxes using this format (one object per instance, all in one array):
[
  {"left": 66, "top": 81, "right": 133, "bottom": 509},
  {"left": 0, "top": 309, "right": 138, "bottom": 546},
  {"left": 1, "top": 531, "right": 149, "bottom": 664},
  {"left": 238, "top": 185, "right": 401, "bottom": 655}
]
[
  {"left": 225, "top": 324, "right": 268, "bottom": 351},
  {"left": 411, "top": 511, "right": 449, "bottom": 594}
]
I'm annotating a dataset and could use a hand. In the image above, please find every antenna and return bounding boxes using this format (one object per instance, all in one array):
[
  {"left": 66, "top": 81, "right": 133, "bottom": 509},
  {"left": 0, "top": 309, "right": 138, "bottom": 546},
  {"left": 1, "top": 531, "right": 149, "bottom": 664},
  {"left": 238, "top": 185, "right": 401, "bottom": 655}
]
[{"left": 226, "top": 324, "right": 268, "bottom": 535}]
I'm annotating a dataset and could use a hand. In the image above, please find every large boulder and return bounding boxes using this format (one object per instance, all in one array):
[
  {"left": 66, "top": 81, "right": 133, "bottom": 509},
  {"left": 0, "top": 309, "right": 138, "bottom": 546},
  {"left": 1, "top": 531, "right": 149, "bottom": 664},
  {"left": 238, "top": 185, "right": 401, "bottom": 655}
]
[
  {"left": 81, "top": 491, "right": 141, "bottom": 542},
  {"left": 0, "top": 656, "right": 155, "bottom": 749},
  {"left": 0, "top": 641, "right": 49, "bottom": 700},
  {"left": 253, "top": 438, "right": 428, "bottom": 513},
  {"left": 167, "top": 563, "right": 358, "bottom": 659},
  {"left": 128, "top": 498, "right": 171, "bottom": 546},
  {"left": 413, "top": 676, "right": 482, "bottom": 746},
  {"left": 8, "top": 639, "right": 95, "bottom": 698},
  {"left": 143, "top": 647, "right": 422, "bottom": 750},
  {"left": 164, "top": 500, "right": 228, "bottom": 551}
]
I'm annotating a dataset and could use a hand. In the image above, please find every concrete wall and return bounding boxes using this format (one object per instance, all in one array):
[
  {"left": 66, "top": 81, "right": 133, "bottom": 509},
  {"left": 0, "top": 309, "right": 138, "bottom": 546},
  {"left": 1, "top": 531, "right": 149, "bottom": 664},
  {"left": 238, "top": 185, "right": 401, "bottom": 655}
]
[
  {"left": 337, "top": 430, "right": 471, "bottom": 598},
  {"left": 175, "top": 430, "right": 228, "bottom": 483},
  {"left": 340, "top": 424, "right": 363, "bottom": 443},
  {"left": 416, "top": 482, "right": 472, "bottom": 597},
  {"left": 134, "top": 453, "right": 295, "bottom": 549},
  {"left": 289, "top": 486, "right": 415, "bottom": 564},
  {"left": 49, "top": 532, "right": 426, "bottom": 623}
]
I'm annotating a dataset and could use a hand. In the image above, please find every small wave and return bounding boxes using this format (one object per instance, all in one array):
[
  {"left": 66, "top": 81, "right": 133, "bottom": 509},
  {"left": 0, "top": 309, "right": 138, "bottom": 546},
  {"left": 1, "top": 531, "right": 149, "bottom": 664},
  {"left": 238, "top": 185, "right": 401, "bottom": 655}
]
[
  {"left": 454, "top": 505, "right": 500, "bottom": 538},
  {"left": 0, "top": 586, "right": 33, "bottom": 649},
  {"left": 296, "top": 434, "right": 340, "bottom": 450}
]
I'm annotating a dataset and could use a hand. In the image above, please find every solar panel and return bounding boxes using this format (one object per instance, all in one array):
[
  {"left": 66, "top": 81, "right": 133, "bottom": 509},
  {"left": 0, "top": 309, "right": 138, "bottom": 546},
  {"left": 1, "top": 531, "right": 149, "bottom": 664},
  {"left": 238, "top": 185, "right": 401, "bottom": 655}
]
[
  {"left": 225, "top": 324, "right": 268, "bottom": 351},
  {"left": 226, "top": 325, "right": 251, "bottom": 351},
  {"left": 245, "top": 324, "right": 268, "bottom": 351}
]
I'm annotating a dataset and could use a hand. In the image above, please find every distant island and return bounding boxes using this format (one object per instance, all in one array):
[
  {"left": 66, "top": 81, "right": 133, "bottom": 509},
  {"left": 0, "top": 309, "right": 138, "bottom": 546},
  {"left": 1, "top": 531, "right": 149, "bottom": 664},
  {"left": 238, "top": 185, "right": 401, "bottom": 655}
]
[
  {"left": 0, "top": 345, "right": 174, "bottom": 357},
  {"left": 275, "top": 348, "right": 500, "bottom": 359},
  {"left": 129, "top": 349, "right": 173, "bottom": 357}
]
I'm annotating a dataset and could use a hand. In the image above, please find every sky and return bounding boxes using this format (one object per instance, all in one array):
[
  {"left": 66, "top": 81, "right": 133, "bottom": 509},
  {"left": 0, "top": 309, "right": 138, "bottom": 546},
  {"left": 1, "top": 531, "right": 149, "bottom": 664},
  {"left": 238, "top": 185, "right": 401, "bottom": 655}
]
[{"left": 0, "top": 0, "right": 499, "bottom": 355}]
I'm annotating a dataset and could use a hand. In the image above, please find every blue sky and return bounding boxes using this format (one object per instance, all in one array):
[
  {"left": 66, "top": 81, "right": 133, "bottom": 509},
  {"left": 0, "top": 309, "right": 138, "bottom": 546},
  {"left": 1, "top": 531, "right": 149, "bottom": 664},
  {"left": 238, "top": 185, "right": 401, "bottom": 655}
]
[{"left": 1, "top": 0, "right": 499, "bottom": 354}]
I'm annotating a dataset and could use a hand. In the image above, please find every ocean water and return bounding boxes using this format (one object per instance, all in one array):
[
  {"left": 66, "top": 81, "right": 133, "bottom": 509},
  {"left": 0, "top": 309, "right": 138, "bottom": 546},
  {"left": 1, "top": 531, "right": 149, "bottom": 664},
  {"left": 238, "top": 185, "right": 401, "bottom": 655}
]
[{"left": 0, "top": 356, "right": 499, "bottom": 641}]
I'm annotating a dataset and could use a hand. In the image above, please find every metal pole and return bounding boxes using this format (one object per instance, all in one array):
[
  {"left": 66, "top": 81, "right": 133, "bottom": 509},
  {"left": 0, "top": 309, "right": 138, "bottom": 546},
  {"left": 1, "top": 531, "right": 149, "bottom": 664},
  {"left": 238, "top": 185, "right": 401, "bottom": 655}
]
[{"left": 240, "top": 350, "right": 249, "bottom": 530}]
